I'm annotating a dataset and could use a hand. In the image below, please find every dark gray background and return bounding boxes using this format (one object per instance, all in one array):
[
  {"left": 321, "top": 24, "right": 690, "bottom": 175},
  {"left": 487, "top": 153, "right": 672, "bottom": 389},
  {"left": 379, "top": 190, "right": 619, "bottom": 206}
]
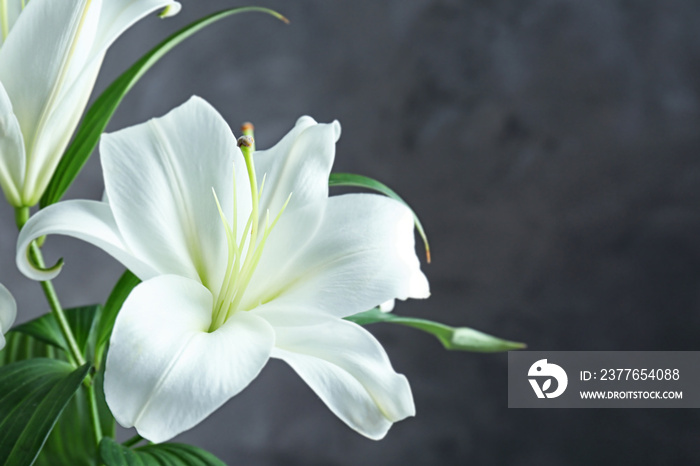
[{"left": 2, "top": 0, "right": 700, "bottom": 464}]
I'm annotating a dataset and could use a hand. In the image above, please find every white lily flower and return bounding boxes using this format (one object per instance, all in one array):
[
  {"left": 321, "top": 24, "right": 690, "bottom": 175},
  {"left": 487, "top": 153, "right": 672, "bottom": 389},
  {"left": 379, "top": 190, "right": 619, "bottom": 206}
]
[
  {"left": 0, "top": 0, "right": 181, "bottom": 207},
  {"left": 17, "top": 97, "right": 430, "bottom": 442},
  {"left": 0, "top": 283, "right": 17, "bottom": 351}
]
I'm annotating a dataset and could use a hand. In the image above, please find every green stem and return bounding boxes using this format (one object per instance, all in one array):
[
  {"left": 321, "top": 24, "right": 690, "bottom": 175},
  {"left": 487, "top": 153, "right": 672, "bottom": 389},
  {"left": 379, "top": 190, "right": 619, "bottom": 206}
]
[
  {"left": 31, "top": 244, "right": 86, "bottom": 366},
  {"left": 122, "top": 434, "right": 144, "bottom": 448},
  {"left": 15, "top": 207, "right": 86, "bottom": 367},
  {"left": 14, "top": 206, "right": 28, "bottom": 230},
  {"left": 16, "top": 207, "right": 103, "bottom": 445},
  {"left": 86, "top": 382, "right": 103, "bottom": 446}
]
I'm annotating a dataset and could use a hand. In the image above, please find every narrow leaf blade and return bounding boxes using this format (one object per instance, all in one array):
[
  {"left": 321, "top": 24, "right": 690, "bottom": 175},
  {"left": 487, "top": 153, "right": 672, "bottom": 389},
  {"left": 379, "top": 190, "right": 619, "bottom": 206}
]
[
  {"left": 66, "top": 306, "right": 102, "bottom": 357},
  {"left": 95, "top": 270, "right": 141, "bottom": 359},
  {"left": 345, "top": 308, "right": 525, "bottom": 352}
]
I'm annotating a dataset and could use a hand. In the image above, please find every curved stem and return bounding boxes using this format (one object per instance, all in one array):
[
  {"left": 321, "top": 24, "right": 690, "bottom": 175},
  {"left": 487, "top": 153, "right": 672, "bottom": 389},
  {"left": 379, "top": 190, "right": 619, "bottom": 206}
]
[
  {"left": 15, "top": 207, "right": 85, "bottom": 367},
  {"left": 16, "top": 207, "right": 103, "bottom": 446},
  {"left": 33, "top": 245, "right": 85, "bottom": 366}
]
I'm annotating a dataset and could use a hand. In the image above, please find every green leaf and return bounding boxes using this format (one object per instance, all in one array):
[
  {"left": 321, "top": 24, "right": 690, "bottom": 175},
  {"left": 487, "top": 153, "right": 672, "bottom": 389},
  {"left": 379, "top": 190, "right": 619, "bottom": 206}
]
[
  {"left": 0, "top": 331, "right": 59, "bottom": 365},
  {"left": 10, "top": 314, "right": 63, "bottom": 351},
  {"left": 345, "top": 308, "right": 526, "bottom": 352},
  {"left": 35, "top": 367, "right": 114, "bottom": 466},
  {"left": 99, "top": 437, "right": 226, "bottom": 466},
  {"left": 1, "top": 325, "right": 114, "bottom": 466},
  {"left": 13, "top": 306, "right": 102, "bottom": 358},
  {"left": 329, "top": 173, "right": 431, "bottom": 262},
  {"left": 68, "top": 306, "right": 102, "bottom": 357},
  {"left": 40, "top": 6, "right": 288, "bottom": 208},
  {"left": 0, "top": 359, "right": 90, "bottom": 465},
  {"left": 95, "top": 270, "right": 141, "bottom": 362}
]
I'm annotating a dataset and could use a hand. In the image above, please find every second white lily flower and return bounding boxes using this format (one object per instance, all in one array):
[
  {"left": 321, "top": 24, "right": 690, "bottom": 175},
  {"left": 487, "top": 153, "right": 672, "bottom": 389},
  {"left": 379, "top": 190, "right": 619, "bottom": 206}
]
[
  {"left": 0, "top": 0, "right": 180, "bottom": 207},
  {"left": 17, "top": 97, "right": 429, "bottom": 442}
]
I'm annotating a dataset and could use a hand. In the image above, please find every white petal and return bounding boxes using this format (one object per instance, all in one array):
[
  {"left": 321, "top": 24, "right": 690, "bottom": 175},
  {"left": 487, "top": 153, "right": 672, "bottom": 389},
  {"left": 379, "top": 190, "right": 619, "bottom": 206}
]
[
  {"left": 254, "top": 116, "right": 340, "bottom": 218},
  {"left": 0, "top": 0, "right": 100, "bottom": 203},
  {"left": 0, "top": 0, "right": 92, "bottom": 137},
  {"left": 0, "top": 0, "right": 24, "bottom": 47},
  {"left": 0, "top": 0, "right": 180, "bottom": 205},
  {"left": 16, "top": 200, "right": 157, "bottom": 281},
  {"left": 265, "top": 310, "right": 414, "bottom": 440},
  {"left": 101, "top": 97, "right": 251, "bottom": 290},
  {"left": 24, "top": 55, "right": 102, "bottom": 206},
  {"left": 0, "top": 283, "right": 17, "bottom": 350},
  {"left": 92, "top": 0, "right": 181, "bottom": 59},
  {"left": 0, "top": 80, "right": 25, "bottom": 206},
  {"left": 104, "top": 275, "right": 274, "bottom": 443},
  {"left": 247, "top": 194, "right": 430, "bottom": 317}
]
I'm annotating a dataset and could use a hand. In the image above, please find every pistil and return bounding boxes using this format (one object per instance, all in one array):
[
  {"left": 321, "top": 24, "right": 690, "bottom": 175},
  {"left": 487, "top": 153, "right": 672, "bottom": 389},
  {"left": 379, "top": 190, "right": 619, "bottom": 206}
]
[{"left": 208, "top": 127, "right": 291, "bottom": 332}]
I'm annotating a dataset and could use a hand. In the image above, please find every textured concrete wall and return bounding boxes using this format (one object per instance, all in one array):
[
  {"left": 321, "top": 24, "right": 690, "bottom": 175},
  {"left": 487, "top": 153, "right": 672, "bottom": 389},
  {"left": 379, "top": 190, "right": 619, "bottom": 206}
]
[{"left": 1, "top": 0, "right": 700, "bottom": 464}]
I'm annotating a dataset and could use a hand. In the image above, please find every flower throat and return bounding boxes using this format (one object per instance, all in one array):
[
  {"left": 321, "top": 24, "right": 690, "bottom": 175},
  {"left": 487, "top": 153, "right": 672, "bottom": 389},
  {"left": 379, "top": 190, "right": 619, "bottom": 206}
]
[{"left": 208, "top": 125, "right": 290, "bottom": 332}]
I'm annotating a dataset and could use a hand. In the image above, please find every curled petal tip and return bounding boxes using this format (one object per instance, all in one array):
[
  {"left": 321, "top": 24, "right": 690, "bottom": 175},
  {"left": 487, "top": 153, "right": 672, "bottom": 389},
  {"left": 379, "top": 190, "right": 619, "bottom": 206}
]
[
  {"left": 28, "top": 248, "right": 65, "bottom": 275},
  {"left": 159, "top": 3, "right": 182, "bottom": 18},
  {"left": 45, "top": 257, "right": 65, "bottom": 274},
  {"left": 19, "top": 245, "right": 63, "bottom": 281},
  {"left": 331, "top": 120, "right": 341, "bottom": 141}
]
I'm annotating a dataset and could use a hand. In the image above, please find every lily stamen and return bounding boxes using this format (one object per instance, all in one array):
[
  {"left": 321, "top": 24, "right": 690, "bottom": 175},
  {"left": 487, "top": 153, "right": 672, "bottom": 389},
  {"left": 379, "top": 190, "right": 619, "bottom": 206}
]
[{"left": 209, "top": 136, "right": 292, "bottom": 331}]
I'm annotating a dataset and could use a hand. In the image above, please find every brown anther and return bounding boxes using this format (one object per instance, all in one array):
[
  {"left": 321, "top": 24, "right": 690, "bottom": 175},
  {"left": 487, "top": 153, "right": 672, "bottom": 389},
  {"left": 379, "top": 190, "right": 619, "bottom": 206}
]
[
  {"left": 241, "top": 122, "right": 255, "bottom": 134},
  {"left": 237, "top": 135, "right": 254, "bottom": 148}
]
